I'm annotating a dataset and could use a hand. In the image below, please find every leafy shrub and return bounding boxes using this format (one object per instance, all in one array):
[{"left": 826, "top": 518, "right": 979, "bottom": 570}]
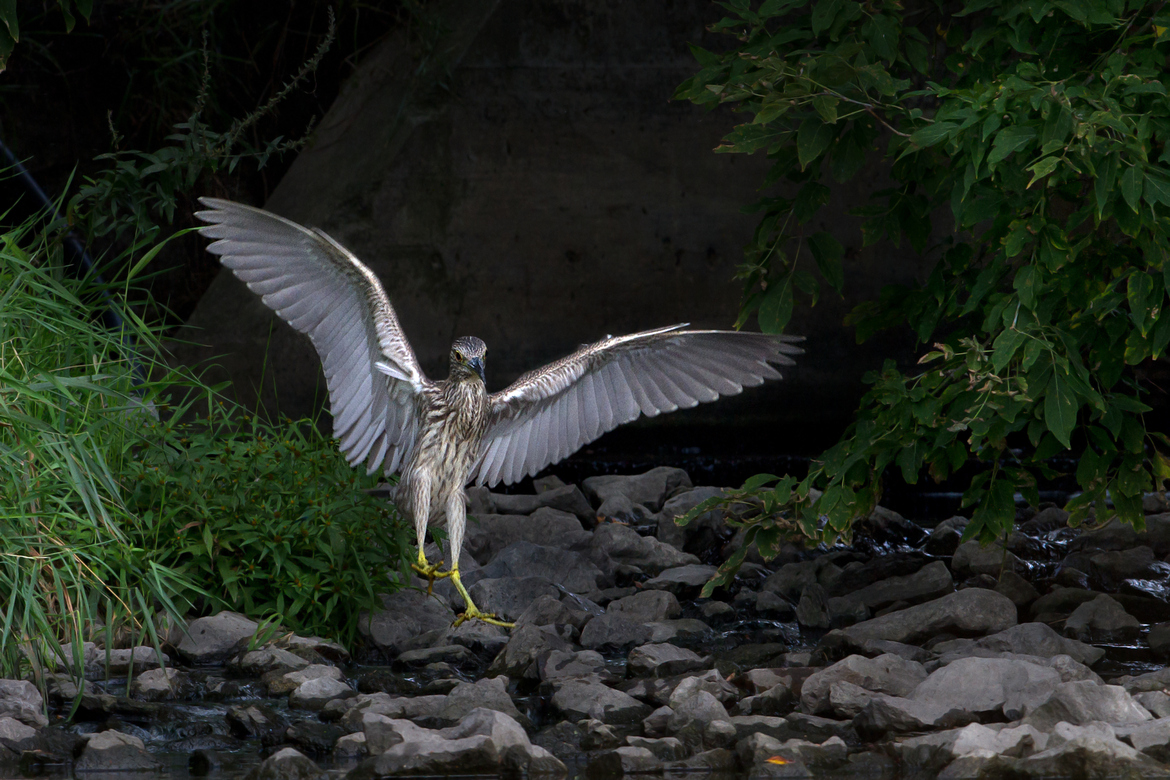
[{"left": 677, "top": 0, "right": 1170, "bottom": 588}]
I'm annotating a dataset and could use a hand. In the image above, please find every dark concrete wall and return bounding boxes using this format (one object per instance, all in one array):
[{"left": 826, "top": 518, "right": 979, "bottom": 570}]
[{"left": 173, "top": 0, "right": 936, "bottom": 455}]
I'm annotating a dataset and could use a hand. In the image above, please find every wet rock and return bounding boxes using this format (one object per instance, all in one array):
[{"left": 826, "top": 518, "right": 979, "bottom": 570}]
[
  {"left": 462, "top": 541, "right": 607, "bottom": 594},
  {"left": 0, "top": 716, "right": 37, "bottom": 753},
  {"left": 231, "top": 646, "right": 309, "bottom": 676},
  {"left": 715, "top": 643, "right": 789, "bottom": 675},
  {"left": 582, "top": 467, "right": 692, "bottom": 513},
  {"left": 364, "top": 709, "right": 533, "bottom": 776},
  {"left": 951, "top": 540, "right": 1020, "bottom": 577},
  {"left": 226, "top": 703, "right": 289, "bottom": 746},
  {"left": 839, "top": 588, "right": 1017, "bottom": 646},
  {"left": 551, "top": 679, "right": 650, "bottom": 725},
  {"left": 642, "top": 564, "right": 718, "bottom": 597},
  {"left": 849, "top": 560, "right": 955, "bottom": 611},
  {"left": 539, "top": 649, "right": 614, "bottom": 684},
  {"left": 465, "top": 508, "right": 591, "bottom": 565},
  {"left": 1069, "top": 514, "right": 1170, "bottom": 556},
  {"left": 1149, "top": 623, "right": 1170, "bottom": 658},
  {"left": 579, "top": 613, "right": 653, "bottom": 652},
  {"left": 397, "top": 644, "right": 475, "bottom": 667},
  {"left": 358, "top": 588, "right": 456, "bottom": 654},
  {"left": 335, "top": 732, "right": 368, "bottom": 759},
  {"left": 290, "top": 677, "right": 357, "bottom": 711},
  {"left": 514, "top": 594, "right": 591, "bottom": 631},
  {"left": 0, "top": 679, "right": 47, "bottom": 727},
  {"left": 245, "top": 747, "right": 324, "bottom": 780},
  {"left": 994, "top": 571, "right": 1041, "bottom": 607},
  {"left": 800, "top": 654, "right": 927, "bottom": 715},
  {"left": 591, "top": 523, "right": 699, "bottom": 575},
  {"left": 626, "top": 736, "right": 686, "bottom": 761},
  {"left": 170, "top": 734, "right": 241, "bottom": 752},
  {"left": 607, "top": 590, "right": 681, "bottom": 623},
  {"left": 1090, "top": 545, "right": 1166, "bottom": 584},
  {"left": 656, "top": 486, "right": 726, "bottom": 550},
  {"left": 268, "top": 663, "right": 345, "bottom": 696},
  {"left": 1023, "top": 681, "right": 1152, "bottom": 730},
  {"left": 645, "top": 618, "right": 713, "bottom": 646},
  {"left": 281, "top": 634, "right": 350, "bottom": 664},
  {"left": 1063, "top": 594, "right": 1140, "bottom": 642},
  {"left": 795, "top": 584, "right": 831, "bottom": 629},
  {"left": 75, "top": 730, "right": 162, "bottom": 772},
  {"left": 762, "top": 558, "right": 839, "bottom": 600},
  {"left": 585, "top": 746, "right": 662, "bottom": 777},
  {"left": 626, "top": 643, "right": 707, "bottom": 678},
  {"left": 595, "top": 494, "right": 654, "bottom": 525},
  {"left": 755, "top": 591, "right": 794, "bottom": 617},
  {"left": 176, "top": 611, "right": 258, "bottom": 664},
  {"left": 131, "top": 667, "right": 192, "bottom": 701},
  {"left": 286, "top": 721, "right": 346, "bottom": 754},
  {"left": 1119, "top": 667, "right": 1170, "bottom": 694},
  {"left": 932, "top": 621, "right": 1104, "bottom": 666},
  {"left": 1031, "top": 588, "right": 1100, "bottom": 622},
  {"left": 912, "top": 656, "right": 1060, "bottom": 719},
  {"left": 437, "top": 677, "right": 524, "bottom": 726},
  {"left": 532, "top": 721, "right": 585, "bottom": 758},
  {"left": 487, "top": 624, "right": 572, "bottom": 679},
  {"left": 923, "top": 516, "right": 968, "bottom": 556}
]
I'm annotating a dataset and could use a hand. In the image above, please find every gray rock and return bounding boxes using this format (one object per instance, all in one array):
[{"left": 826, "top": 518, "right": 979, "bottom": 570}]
[
  {"left": 104, "top": 646, "right": 169, "bottom": 675},
  {"left": 440, "top": 677, "right": 523, "bottom": 725},
  {"left": 1064, "top": 594, "right": 1140, "bottom": 642},
  {"left": 467, "top": 577, "right": 562, "bottom": 622},
  {"left": 642, "top": 564, "right": 719, "bottom": 596},
  {"left": 951, "top": 540, "right": 1020, "bottom": 577},
  {"left": 579, "top": 718, "right": 623, "bottom": 750},
  {"left": 269, "top": 664, "right": 345, "bottom": 696},
  {"left": 1006, "top": 722, "right": 1170, "bottom": 779},
  {"left": 626, "top": 736, "right": 686, "bottom": 761},
  {"left": 729, "top": 713, "right": 856, "bottom": 745},
  {"left": 176, "top": 611, "right": 258, "bottom": 664},
  {"left": 840, "top": 588, "right": 1017, "bottom": 646},
  {"left": 849, "top": 560, "right": 954, "bottom": 610},
  {"left": 358, "top": 588, "right": 456, "bottom": 654},
  {"left": 590, "top": 523, "right": 699, "bottom": 575},
  {"left": 478, "top": 485, "right": 595, "bottom": 526},
  {"left": 656, "top": 486, "right": 727, "bottom": 550},
  {"left": 368, "top": 718, "right": 500, "bottom": 775},
  {"left": 501, "top": 742, "right": 567, "bottom": 776},
  {"left": 854, "top": 693, "right": 976, "bottom": 735},
  {"left": 1118, "top": 667, "right": 1170, "bottom": 694},
  {"left": 0, "top": 679, "right": 47, "bottom": 728},
  {"left": 1023, "top": 681, "right": 1152, "bottom": 730},
  {"left": 396, "top": 644, "right": 475, "bottom": 667},
  {"left": 287, "top": 721, "right": 345, "bottom": 754},
  {"left": 737, "top": 681, "right": 798, "bottom": 717},
  {"left": 582, "top": 467, "right": 692, "bottom": 512},
  {"left": 667, "top": 689, "right": 730, "bottom": 736},
  {"left": 461, "top": 541, "right": 607, "bottom": 594},
  {"left": 762, "top": 558, "right": 838, "bottom": 600},
  {"left": 539, "top": 650, "right": 613, "bottom": 683},
  {"left": 826, "top": 680, "right": 876, "bottom": 718},
  {"left": 551, "top": 680, "right": 650, "bottom": 725},
  {"left": 1119, "top": 719, "right": 1170, "bottom": 763},
  {"left": 923, "top": 516, "right": 969, "bottom": 556},
  {"left": 0, "top": 716, "right": 37, "bottom": 753},
  {"left": 1134, "top": 691, "right": 1170, "bottom": 718},
  {"left": 795, "top": 584, "right": 831, "bottom": 629},
  {"left": 1068, "top": 514, "right": 1170, "bottom": 556},
  {"left": 289, "top": 677, "right": 356, "bottom": 710},
  {"left": 579, "top": 613, "right": 653, "bottom": 651},
  {"left": 1018, "top": 506, "right": 1070, "bottom": 535},
  {"left": 1090, "top": 545, "right": 1166, "bottom": 582},
  {"left": 232, "top": 646, "right": 309, "bottom": 676},
  {"left": 627, "top": 643, "right": 707, "bottom": 678},
  {"left": 465, "top": 508, "right": 591, "bottom": 564},
  {"left": 487, "top": 623, "right": 572, "bottom": 679},
  {"left": 952, "top": 722, "right": 1048, "bottom": 758},
  {"left": 585, "top": 746, "right": 662, "bottom": 777},
  {"left": 334, "top": 731, "right": 368, "bottom": 759},
  {"left": 607, "top": 590, "right": 681, "bottom": 623},
  {"left": 995, "top": 570, "right": 1041, "bottom": 607},
  {"left": 930, "top": 621, "right": 1104, "bottom": 666},
  {"left": 596, "top": 495, "right": 655, "bottom": 525},
  {"left": 755, "top": 591, "right": 795, "bottom": 617},
  {"left": 514, "top": 594, "right": 590, "bottom": 630},
  {"left": 800, "top": 654, "right": 927, "bottom": 715},
  {"left": 226, "top": 704, "right": 290, "bottom": 746},
  {"left": 645, "top": 618, "right": 714, "bottom": 645},
  {"left": 131, "top": 667, "right": 191, "bottom": 701},
  {"left": 911, "top": 656, "right": 1060, "bottom": 719},
  {"left": 75, "top": 730, "right": 162, "bottom": 772},
  {"left": 1149, "top": 623, "right": 1170, "bottom": 659}
]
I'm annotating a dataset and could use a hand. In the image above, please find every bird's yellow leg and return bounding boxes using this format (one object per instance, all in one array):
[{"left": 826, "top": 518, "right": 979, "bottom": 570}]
[
  {"left": 411, "top": 548, "right": 452, "bottom": 595},
  {"left": 449, "top": 568, "right": 514, "bottom": 629}
]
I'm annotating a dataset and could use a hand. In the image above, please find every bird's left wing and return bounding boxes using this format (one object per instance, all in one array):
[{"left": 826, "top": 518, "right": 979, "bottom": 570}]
[
  {"left": 471, "top": 325, "right": 803, "bottom": 486},
  {"left": 196, "top": 198, "right": 429, "bottom": 474}
]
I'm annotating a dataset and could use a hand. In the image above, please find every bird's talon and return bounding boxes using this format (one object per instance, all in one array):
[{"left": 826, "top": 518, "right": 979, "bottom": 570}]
[
  {"left": 453, "top": 607, "right": 514, "bottom": 629},
  {"left": 411, "top": 560, "right": 453, "bottom": 595}
]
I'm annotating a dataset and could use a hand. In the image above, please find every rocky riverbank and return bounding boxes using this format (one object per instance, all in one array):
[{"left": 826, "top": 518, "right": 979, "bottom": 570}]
[{"left": 1, "top": 466, "right": 1169, "bottom": 779}]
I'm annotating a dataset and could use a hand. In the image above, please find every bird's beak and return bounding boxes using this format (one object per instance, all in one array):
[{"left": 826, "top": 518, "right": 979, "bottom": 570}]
[{"left": 470, "top": 356, "right": 485, "bottom": 383}]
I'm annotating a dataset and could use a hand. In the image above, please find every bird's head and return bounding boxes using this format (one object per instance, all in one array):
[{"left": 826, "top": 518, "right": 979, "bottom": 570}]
[{"left": 450, "top": 336, "right": 487, "bottom": 384}]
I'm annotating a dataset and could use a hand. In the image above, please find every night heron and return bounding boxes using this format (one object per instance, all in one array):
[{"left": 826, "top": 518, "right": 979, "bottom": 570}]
[{"left": 196, "top": 198, "right": 803, "bottom": 627}]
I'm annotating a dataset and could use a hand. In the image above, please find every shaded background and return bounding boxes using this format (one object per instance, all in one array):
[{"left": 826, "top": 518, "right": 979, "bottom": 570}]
[{"left": 0, "top": 0, "right": 940, "bottom": 475}]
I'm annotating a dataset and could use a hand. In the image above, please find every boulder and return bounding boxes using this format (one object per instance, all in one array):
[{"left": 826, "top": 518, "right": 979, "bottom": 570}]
[
  {"left": 0, "top": 716, "right": 37, "bottom": 754},
  {"left": 289, "top": 677, "right": 356, "bottom": 710},
  {"left": 656, "top": 486, "right": 727, "bottom": 550},
  {"left": 367, "top": 719, "right": 499, "bottom": 775},
  {"left": 131, "top": 667, "right": 192, "bottom": 701},
  {"left": 1005, "top": 722, "right": 1170, "bottom": 779},
  {"left": 226, "top": 704, "right": 290, "bottom": 746},
  {"left": 551, "top": 680, "right": 651, "bottom": 726},
  {"left": 847, "top": 560, "right": 954, "bottom": 610},
  {"left": 464, "top": 508, "right": 591, "bottom": 564},
  {"left": 626, "top": 736, "right": 686, "bottom": 761},
  {"left": 1134, "top": 691, "right": 1170, "bottom": 718},
  {"left": 268, "top": 664, "right": 345, "bottom": 696},
  {"left": 286, "top": 720, "right": 345, "bottom": 754},
  {"left": 995, "top": 570, "right": 1041, "bottom": 607},
  {"left": 585, "top": 746, "right": 662, "bottom": 777},
  {"left": 951, "top": 540, "right": 1021, "bottom": 577},
  {"left": 1119, "top": 719, "right": 1170, "bottom": 763},
  {"left": 607, "top": 590, "right": 681, "bottom": 623},
  {"left": 923, "top": 517, "right": 968, "bottom": 556},
  {"left": 1063, "top": 594, "right": 1141, "bottom": 643},
  {"left": 75, "top": 730, "right": 161, "bottom": 772},
  {"left": 467, "top": 577, "right": 562, "bottom": 622},
  {"left": 460, "top": 541, "right": 607, "bottom": 594},
  {"left": 854, "top": 694, "right": 976, "bottom": 736},
  {"left": 800, "top": 654, "right": 927, "bottom": 715},
  {"left": 104, "top": 647, "right": 168, "bottom": 675},
  {"left": 642, "top": 564, "right": 719, "bottom": 596},
  {"left": 334, "top": 732, "right": 368, "bottom": 758},
  {"left": 839, "top": 589, "right": 1017, "bottom": 646},
  {"left": 795, "top": 584, "right": 831, "bottom": 629},
  {"left": 579, "top": 613, "right": 654, "bottom": 652},
  {"left": 911, "top": 656, "right": 1061, "bottom": 719},
  {"left": 488, "top": 624, "right": 573, "bottom": 679},
  {"left": 176, "top": 611, "right": 258, "bottom": 664},
  {"left": 540, "top": 650, "right": 613, "bottom": 684},
  {"left": 474, "top": 486, "right": 595, "bottom": 526},
  {"left": 440, "top": 677, "right": 523, "bottom": 726},
  {"left": 1149, "top": 623, "right": 1170, "bottom": 659},
  {"left": 514, "top": 594, "right": 591, "bottom": 630},
  {"left": 231, "top": 646, "right": 309, "bottom": 676},
  {"left": 581, "top": 467, "right": 692, "bottom": 512},
  {"left": 762, "top": 559, "right": 838, "bottom": 600},
  {"left": 1022, "top": 681, "right": 1153, "bottom": 731},
  {"left": 627, "top": 643, "right": 708, "bottom": 678},
  {"left": 358, "top": 588, "right": 457, "bottom": 654},
  {"left": 0, "top": 679, "right": 47, "bottom": 728},
  {"left": 931, "top": 621, "right": 1104, "bottom": 666},
  {"left": 590, "top": 523, "right": 699, "bottom": 575}
]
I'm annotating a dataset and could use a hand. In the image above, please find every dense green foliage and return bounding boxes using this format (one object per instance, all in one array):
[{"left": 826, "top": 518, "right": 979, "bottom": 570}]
[
  {"left": 0, "top": 219, "right": 409, "bottom": 684},
  {"left": 677, "top": 0, "right": 1170, "bottom": 589}
]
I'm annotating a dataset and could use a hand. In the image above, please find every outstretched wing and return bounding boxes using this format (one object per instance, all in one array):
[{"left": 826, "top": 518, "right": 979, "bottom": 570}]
[
  {"left": 196, "top": 197, "right": 428, "bottom": 474},
  {"left": 471, "top": 325, "right": 803, "bottom": 486}
]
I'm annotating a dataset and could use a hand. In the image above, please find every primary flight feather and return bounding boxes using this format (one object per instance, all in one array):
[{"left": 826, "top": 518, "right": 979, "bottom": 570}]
[{"left": 197, "top": 197, "right": 803, "bottom": 626}]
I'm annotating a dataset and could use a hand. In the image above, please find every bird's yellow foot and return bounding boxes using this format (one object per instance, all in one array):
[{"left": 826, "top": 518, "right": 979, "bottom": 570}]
[
  {"left": 448, "top": 569, "right": 514, "bottom": 629},
  {"left": 411, "top": 557, "right": 453, "bottom": 595}
]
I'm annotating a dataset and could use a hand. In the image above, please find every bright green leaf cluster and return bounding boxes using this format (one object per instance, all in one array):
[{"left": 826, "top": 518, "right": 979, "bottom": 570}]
[{"left": 677, "top": 0, "right": 1170, "bottom": 556}]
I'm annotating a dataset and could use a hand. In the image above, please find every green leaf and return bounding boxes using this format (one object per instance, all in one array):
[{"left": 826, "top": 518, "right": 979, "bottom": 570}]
[
  {"left": 1144, "top": 172, "right": 1170, "bottom": 207},
  {"left": 811, "top": 0, "right": 843, "bottom": 35},
  {"left": 909, "top": 122, "right": 957, "bottom": 149},
  {"left": 987, "top": 126, "right": 1038, "bottom": 167},
  {"left": 0, "top": 0, "right": 18, "bottom": 42},
  {"left": 1120, "top": 165, "right": 1144, "bottom": 213},
  {"left": 1045, "top": 371, "right": 1077, "bottom": 449},
  {"left": 1026, "top": 156, "right": 1060, "bottom": 188},
  {"left": 1095, "top": 153, "right": 1119, "bottom": 219},
  {"left": 758, "top": 278, "right": 794, "bottom": 333},
  {"left": 797, "top": 118, "right": 834, "bottom": 170},
  {"left": 808, "top": 232, "right": 845, "bottom": 292},
  {"left": 812, "top": 94, "right": 839, "bottom": 124}
]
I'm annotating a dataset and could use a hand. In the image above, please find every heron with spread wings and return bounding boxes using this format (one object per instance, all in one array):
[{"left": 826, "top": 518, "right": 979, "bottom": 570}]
[{"left": 196, "top": 198, "right": 803, "bottom": 627}]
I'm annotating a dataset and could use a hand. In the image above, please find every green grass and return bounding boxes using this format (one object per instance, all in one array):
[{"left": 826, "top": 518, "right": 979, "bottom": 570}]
[{"left": 0, "top": 216, "right": 411, "bottom": 690}]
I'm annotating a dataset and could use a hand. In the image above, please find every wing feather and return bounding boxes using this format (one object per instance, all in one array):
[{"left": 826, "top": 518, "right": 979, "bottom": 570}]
[
  {"left": 470, "top": 326, "right": 803, "bottom": 486},
  {"left": 196, "top": 198, "right": 429, "bottom": 474}
]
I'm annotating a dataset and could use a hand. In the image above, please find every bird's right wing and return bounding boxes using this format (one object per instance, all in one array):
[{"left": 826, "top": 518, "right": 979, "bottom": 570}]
[
  {"left": 196, "top": 197, "right": 428, "bottom": 474},
  {"left": 472, "top": 325, "right": 803, "bottom": 486}
]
